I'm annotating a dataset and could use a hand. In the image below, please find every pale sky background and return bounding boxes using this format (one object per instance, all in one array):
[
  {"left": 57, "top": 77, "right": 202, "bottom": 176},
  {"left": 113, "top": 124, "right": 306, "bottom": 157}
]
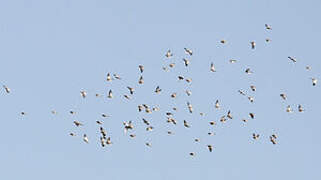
[{"left": 0, "top": 0, "right": 321, "bottom": 179}]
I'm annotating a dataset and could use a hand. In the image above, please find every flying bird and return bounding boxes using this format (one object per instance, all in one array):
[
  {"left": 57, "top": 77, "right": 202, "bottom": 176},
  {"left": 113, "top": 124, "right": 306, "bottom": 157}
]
[
  {"left": 183, "top": 120, "right": 190, "bottom": 128},
  {"left": 83, "top": 134, "right": 89, "bottom": 143},
  {"left": 215, "top": 100, "right": 220, "bottom": 109},
  {"left": 127, "top": 86, "right": 135, "bottom": 94},
  {"left": 73, "top": 121, "right": 83, "bottom": 127},
  {"left": 207, "top": 145, "right": 213, "bottom": 152},
  {"left": 165, "top": 50, "right": 173, "bottom": 58},
  {"left": 108, "top": 90, "right": 113, "bottom": 98},
  {"left": 210, "top": 62, "right": 216, "bottom": 72},
  {"left": 139, "top": 65, "right": 144, "bottom": 73},
  {"left": 250, "top": 41, "right": 256, "bottom": 49},
  {"left": 252, "top": 133, "right": 260, "bottom": 140},
  {"left": 249, "top": 113, "right": 255, "bottom": 119},
  {"left": 288, "top": 56, "right": 297, "bottom": 63},
  {"left": 183, "top": 58, "right": 190, "bottom": 67},
  {"left": 298, "top": 104, "right": 304, "bottom": 112},
  {"left": 286, "top": 105, "right": 293, "bottom": 113},
  {"left": 138, "top": 76, "right": 144, "bottom": 84},
  {"left": 2, "top": 85, "right": 10, "bottom": 93},
  {"left": 155, "top": 86, "right": 162, "bottom": 94},
  {"left": 265, "top": 24, "right": 272, "bottom": 30},
  {"left": 80, "top": 91, "right": 87, "bottom": 98},
  {"left": 184, "top": 48, "right": 193, "bottom": 56},
  {"left": 106, "top": 73, "right": 112, "bottom": 81},
  {"left": 311, "top": 78, "right": 317, "bottom": 86},
  {"left": 280, "top": 93, "right": 287, "bottom": 100}
]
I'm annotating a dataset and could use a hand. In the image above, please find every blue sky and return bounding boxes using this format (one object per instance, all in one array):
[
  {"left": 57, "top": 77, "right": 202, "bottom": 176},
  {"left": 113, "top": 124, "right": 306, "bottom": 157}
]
[{"left": 0, "top": 0, "right": 320, "bottom": 179}]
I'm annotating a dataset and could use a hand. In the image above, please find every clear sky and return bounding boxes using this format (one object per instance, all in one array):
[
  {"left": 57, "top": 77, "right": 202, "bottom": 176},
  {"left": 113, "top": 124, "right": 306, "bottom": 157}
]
[{"left": 0, "top": 0, "right": 320, "bottom": 179}]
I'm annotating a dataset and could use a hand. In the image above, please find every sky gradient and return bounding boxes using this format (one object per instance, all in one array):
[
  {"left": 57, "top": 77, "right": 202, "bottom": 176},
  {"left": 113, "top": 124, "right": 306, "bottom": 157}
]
[{"left": 0, "top": 0, "right": 320, "bottom": 180}]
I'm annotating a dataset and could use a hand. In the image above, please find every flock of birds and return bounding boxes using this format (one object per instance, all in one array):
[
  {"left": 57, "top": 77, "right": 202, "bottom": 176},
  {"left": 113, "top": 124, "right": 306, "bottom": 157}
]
[{"left": 1, "top": 24, "right": 319, "bottom": 157}]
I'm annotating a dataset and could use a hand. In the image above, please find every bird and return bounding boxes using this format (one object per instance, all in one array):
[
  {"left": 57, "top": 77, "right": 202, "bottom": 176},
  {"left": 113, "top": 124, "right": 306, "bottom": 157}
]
[
  {"left": 127, "top": 86, "right": 135, "bottom": 94},
  {"left": 51, "top": 110, "right": 57, "bottom": 115},
  {"left": 142, "top": 118, "right": 150, "bottom": 125},
  {"left": 106, "top": 73, "right": 112, "bottom": 81},
  {"left": 265, "top": 38, "right": 271, "bottom": 42},
  {"left": 113, "top": 73, "right": 121, "bottom": 80},
  {"left": 138, "top": 105, "right": 143, "bottom": 112},
  {"left": 138, "top": 76, "right": 144, "bottom": 84},
  {"left": 129, "top": 134, "right": 136, "bottom": 138},
  {"left": 210, "top": 121, "right": 216, "bottom": 125},
  {"left": 80, "top": 91, "right": 87, "bottom": 98},
  {"left": 250, "top": 41, "right": 256, "bottom": 49},
  {"left": 167, "top": 117, "right": 177, "bottom": 125},
  {"left": 207, "top": 145, "right": 213, "bottom": 152},
  {"left": 288, "top": 56, "right": 297, "bottom": 63},
  {"left": 146, "top": 126, "right": 154, "bottom": 131},
  {"left": 167, "top": 131, "right": 173, "bottom": 135},
  {"left": 183, "top": 120, "right": 190, "bottom": 128},
  {"left": 183, "top": 58, "right": 190, "bottom": 67},
  {"left": 178, "top": 76, "right": 184, "bottom": 80},
  {"left": 248, "top": 96, "right": 254, "bottom": 103},
  {"left": 220, "top": 40, "right": 226, "bottom": 44},
  {"left": 73, "top": 121, "right": 83, "bottom": 127},
  {"left": 249, "top": 113, "right": 255, "bottom": 119},
  {"left": 169, "top": 63, "right": 175, "bottom": 68},
  {"left": 124, "top": 94, "right": 131, "bottom": 100},
  {"left": 250, "top": 85, "right": 256, "bottom": 91},
  {"left": 245, "top": 68, "right": 253, "bottom": 74},
  {"left": 106, "top": 137, "right": 112, "bottom": 145},
  {"left": 220, "top": 116, "right": 227, "bottom": 123},
  {"left": 162, "top": 66, "right": 169, "bottom": 72},
  {"left": 107, "top": 90, "right": 113, "bottom": 98},
  {"left": 265, "top": 24, "right": 272, "bottom": 30},
  {"left": 100, "top": 137, "right": 106, "bottom": 147},
  {"left": 189, "top": 152, "right": 195, "bottom": 156},
  {"left": 210, "top": 62, "right": 216, "bottom": 72},
  {"left": 280, "top": 93, "right": 287, "bottom": 100},
  {"left": 187, "top": 102, "right": 193, "bottom": 113},
  {"left": 171, "top": 93, "right": 177, "bottom": 98},
  {"left": 2, "top": 85, "right": 10, "bottom": 93},
  {"left": 238, "top": 90, "right": 246, "bottom": 96},
  {"left": 306, "top": 66, "right": 311, "bottom": 70},
  {"left": 298, "top": 104, "right": 304, "bottom": 112},
  {"left": 96, "top": 120, "right": 103, "bottom": 125},
  {"left": 194, "top": 138, "right": 200, "bottom": 142},
  {"left": 69, "top": 133, "right": 76, "bottom": 136},
  {"left": 145, "top": 142, "right": 152, "bottom": 147},
  {"left": 83, "top": 134, "right": 89, "bottom": 143},
  {"left": 139, "top": 65, "right": 144, "bottom": 73},
  {"left": 311, "top": 78, "right": 317, "bottom": 86},
  {"left": 215, "top": 100, "right": 220, "bottom": 109},
  {"left": 229, "top": 59, "right": 237, "bottom": 63},
  {"left": 252, "top": 133, "right": 260, "bottom": 140},
  {"left": 184, "top": 48, "right": 193, "bottom": 56},
  {"left": 102, "top": 114, "right": 108, "bottom": 118},
  {"left": 152, "top": 106, "right": 160, "bottom": 111},
  {"left": 155, "top": 86, "right": 162, "bottom": 94},
  {"left": 185, "top": 90, "right": 192, "bottom": 96},
  {"left": 100, "top": 127, "right": 107, "bottom": 137},
  {"left": 208, "top": 132, "right": 215, "bottom": 136},
  {"left": 123, "top": 121, "right": 134, "bottom": 133},
  {"left": 286, "top": 105, "right": 293, "bottom": 113},
  {"left": 70, "top": 110, "right": 76, "bottom": 115},
  {"left": 227, "top": 110, "right": 233, "bottom": 119},
  {"left": 185, "top": 78, "right": 192, "bottom": 83},
  {"left": 269, "top": 136, "right": 277, "bottom": 145},
  {"left": 165, "top": 50, "right": 173, "bottom": 58}
]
